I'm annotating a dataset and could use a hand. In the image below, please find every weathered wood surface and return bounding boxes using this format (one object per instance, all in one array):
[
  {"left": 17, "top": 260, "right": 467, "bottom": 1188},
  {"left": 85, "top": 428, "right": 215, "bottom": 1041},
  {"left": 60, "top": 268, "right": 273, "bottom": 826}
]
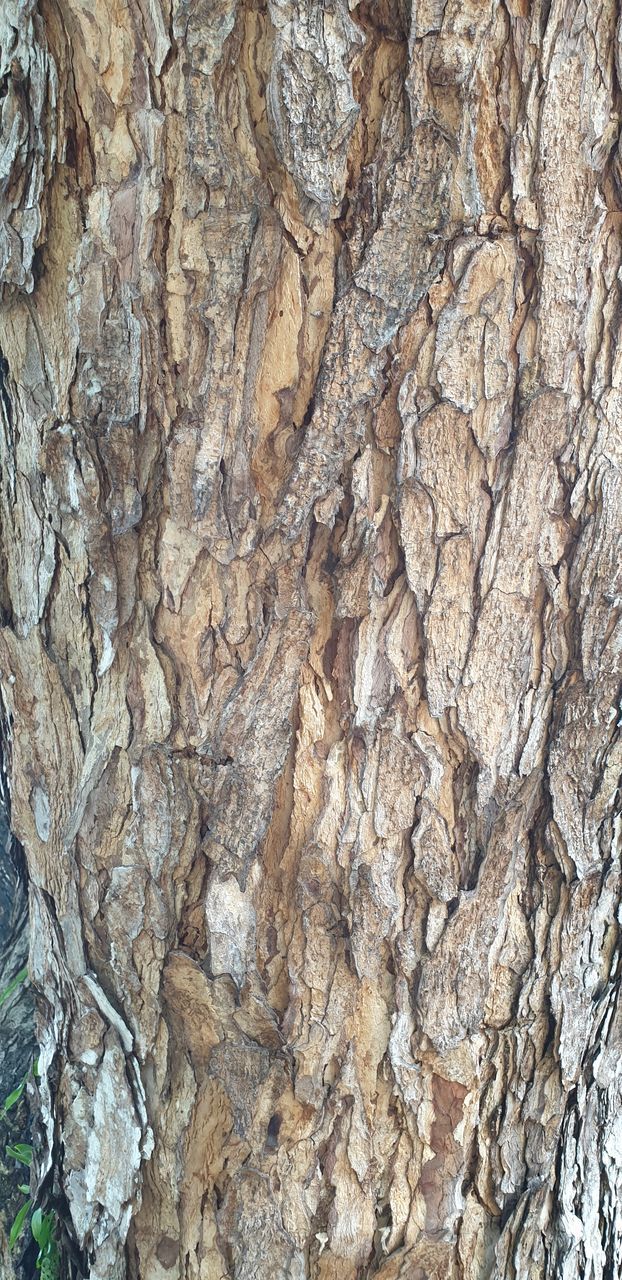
[{"left": 0, "top": 1, "right": 621, "bottom": 1277}]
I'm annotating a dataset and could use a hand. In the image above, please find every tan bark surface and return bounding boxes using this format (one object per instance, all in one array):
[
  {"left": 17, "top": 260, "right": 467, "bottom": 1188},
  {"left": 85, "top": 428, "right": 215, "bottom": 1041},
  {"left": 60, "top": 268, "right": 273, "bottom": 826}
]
[{"left": 0, "top": 1, "right": 621, "bottom": 1277}]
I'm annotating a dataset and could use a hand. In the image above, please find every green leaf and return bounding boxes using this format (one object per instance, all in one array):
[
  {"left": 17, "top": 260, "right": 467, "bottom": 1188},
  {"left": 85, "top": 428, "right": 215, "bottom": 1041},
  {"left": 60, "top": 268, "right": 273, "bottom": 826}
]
[
  {"left": 0, "top": 966, "right": 28, "bottom": 1010},
  {"left": 31, "top": 1208, "right": 53, "bottom": 1252},
  {"left": 2, "top": 1075, "right": 26, "bottom": 1113},
  {"left": 31, "top": 1207, "right": 44, "bottom": 1243},
  {"left": 6, "top": 1142, "right": 33, "bottom": 1166},
  {"left": 9, "top": 1199, "right": 31, "bottom": 1250},
  {"left": 18, "top": 1184, "right": 30, "bottom": 1195}
]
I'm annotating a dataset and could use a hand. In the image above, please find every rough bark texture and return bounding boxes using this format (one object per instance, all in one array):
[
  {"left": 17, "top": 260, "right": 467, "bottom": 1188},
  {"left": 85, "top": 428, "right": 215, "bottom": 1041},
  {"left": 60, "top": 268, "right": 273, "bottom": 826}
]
[{"left": 0, "top": 1, "right": 621, "bottom": 1278}]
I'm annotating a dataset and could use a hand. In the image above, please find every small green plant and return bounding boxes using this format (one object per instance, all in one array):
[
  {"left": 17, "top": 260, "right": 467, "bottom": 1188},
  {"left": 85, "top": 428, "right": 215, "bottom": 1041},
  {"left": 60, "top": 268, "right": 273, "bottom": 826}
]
[
  {"left": 1, "top": 969, "right": 61, "bottom": 1278},
  {"left": 6, "top": 1142, "right": 33, "bottom": 1167},
  {"left": 5, "top": 1130, "right": 61, "bottom": 1279},
  {"left": 31, "top": 1207, "right": 60, "bottom": 1278}
]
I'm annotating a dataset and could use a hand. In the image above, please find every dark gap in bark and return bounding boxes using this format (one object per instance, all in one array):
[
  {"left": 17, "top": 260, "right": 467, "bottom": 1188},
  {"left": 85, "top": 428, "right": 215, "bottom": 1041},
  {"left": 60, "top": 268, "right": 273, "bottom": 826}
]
[{"left": 0, "top": 751, "right": 35, "bottom": 1279}]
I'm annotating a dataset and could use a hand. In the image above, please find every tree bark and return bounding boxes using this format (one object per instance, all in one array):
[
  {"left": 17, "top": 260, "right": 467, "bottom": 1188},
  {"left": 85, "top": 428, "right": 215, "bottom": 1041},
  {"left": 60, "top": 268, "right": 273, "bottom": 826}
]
[{"left": 0, "top": 1, "right": 621, "bottom": 1278}]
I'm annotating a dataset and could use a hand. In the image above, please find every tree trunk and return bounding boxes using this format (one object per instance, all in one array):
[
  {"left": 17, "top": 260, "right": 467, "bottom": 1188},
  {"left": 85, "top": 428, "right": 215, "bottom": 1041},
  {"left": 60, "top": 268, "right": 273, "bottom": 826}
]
[{"left": 0, "top": 1, "right": 621, "bottom": 1277}]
